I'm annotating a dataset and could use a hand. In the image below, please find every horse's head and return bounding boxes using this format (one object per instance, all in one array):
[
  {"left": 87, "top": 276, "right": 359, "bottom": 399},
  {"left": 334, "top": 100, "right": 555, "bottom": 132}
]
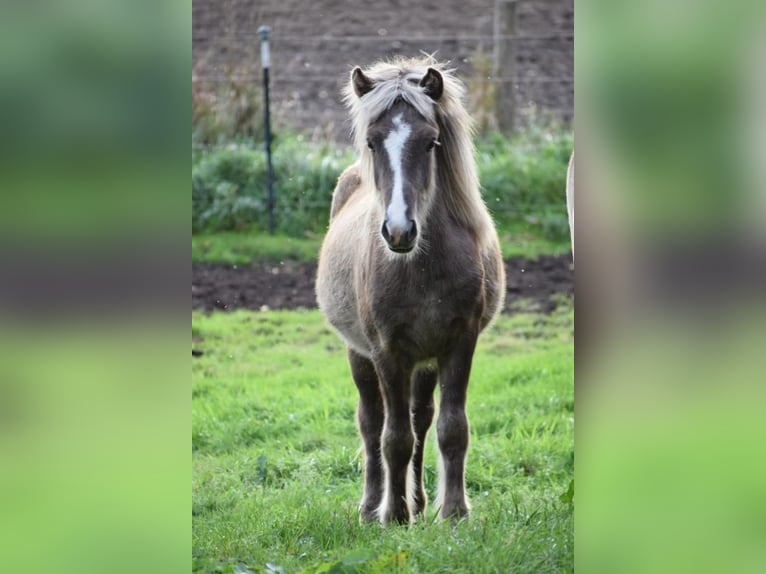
[{"left": 351, "top": 67, "right": 444, "bottom": 254}]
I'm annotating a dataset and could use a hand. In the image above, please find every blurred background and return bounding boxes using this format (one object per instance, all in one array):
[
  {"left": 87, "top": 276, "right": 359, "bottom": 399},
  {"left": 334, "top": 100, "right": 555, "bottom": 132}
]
[
  {"left": 577, "top": 1, "right": 766, "bottom": 572},
  {"left": 0, "top": 2, "right": 189, "bottom": 573}
]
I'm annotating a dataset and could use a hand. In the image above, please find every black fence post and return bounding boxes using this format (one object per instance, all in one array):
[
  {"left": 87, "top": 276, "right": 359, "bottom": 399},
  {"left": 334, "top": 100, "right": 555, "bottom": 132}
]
[{"left": 259, "top": 25, "right": 275, "bottom": 235}]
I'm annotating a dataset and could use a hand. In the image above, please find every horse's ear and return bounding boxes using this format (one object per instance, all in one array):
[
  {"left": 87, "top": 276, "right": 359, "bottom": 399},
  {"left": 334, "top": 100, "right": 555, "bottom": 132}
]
[
  {"left": 351, "top": 67, "right": 375, "bottom": 98},
  {"left": 420, "top": 68, "right": 443, "bottom": 101}
]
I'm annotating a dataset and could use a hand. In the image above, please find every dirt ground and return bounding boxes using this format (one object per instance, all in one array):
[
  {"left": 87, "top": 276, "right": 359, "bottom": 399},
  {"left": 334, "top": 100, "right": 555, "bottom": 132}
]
[{"left": 192, "top": 253, "right": 573, "bottom": 314}]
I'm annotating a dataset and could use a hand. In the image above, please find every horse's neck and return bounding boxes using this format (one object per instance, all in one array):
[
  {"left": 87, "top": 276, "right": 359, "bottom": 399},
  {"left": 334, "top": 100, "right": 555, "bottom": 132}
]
[{"left": 430, "top": 179, "right": 494, "bottom": 251}]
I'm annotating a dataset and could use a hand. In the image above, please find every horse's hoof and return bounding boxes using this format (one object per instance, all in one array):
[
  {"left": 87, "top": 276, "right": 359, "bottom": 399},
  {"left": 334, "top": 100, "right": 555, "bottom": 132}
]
[
  {"left": 440, "top": 503, "right": 470, "bottom": 522},
  {"left": 359, "top": 504, "right": 379, "bottom": 523},
  {"left": 379, "top": 507, "right": 412, "bottom": 526},
  {"left": 412, "top": 492, "right": 428, "bottom": 516}
]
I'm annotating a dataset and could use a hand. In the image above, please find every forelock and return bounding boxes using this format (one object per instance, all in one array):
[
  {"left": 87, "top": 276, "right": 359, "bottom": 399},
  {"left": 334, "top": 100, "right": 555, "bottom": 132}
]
[{"left": 343, "top": 59, "right": 443, "bottom": 149}]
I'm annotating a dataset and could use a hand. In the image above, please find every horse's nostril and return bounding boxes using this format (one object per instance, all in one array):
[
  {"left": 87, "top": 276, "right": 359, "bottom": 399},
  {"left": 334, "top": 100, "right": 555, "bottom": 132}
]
[
  {"left": 406, "top": 220, "right": 417, "bottom": 242},
  {"left": 381, "top": 220, "right": 391, "bottom": 242}
]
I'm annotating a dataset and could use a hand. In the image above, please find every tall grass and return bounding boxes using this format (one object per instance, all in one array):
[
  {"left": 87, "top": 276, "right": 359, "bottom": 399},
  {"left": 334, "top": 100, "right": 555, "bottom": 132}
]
[{"left": 193, "top": 64, "right": 264, "bottom": 148}]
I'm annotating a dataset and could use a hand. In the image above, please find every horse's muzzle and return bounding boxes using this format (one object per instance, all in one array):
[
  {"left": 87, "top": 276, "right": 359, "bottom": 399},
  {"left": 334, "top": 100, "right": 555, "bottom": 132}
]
[{"left": 381, "top": 219, "right": 417, "bottom": 253}]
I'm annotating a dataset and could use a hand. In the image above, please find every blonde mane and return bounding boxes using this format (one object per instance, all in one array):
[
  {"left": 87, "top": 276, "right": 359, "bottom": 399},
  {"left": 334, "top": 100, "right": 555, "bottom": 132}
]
[{"left": 343, "top": 56, "right": 495, "bottom": 249}]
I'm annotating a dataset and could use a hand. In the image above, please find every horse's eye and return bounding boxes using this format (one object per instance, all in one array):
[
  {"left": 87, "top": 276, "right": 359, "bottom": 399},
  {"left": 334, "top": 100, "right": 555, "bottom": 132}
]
[
  {"left": 367, "top": 139, "right": 375, "bottom": 151},
  {"left": 427, "top": 139, "right": 440, "bottom": 152}
]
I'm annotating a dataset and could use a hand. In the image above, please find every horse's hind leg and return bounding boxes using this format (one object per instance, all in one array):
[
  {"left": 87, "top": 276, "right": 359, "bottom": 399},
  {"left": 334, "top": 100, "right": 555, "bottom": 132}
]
[
  {"left": 411, "top": 366, "right": 437, "bottom": 516},
  {"left": 436, "top": 331, "right": 478, "bottom": 520},
  {"left": 348, "top": 349, "right": 384, "bottom": 522}
]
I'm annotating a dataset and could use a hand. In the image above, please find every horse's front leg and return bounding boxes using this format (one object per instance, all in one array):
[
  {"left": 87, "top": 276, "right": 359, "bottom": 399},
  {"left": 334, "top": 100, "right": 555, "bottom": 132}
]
[
  {"left": 410, "top": 366, "right": 438, "bottom": 516},
  {"left": 436, "top": 330, "right": 479, "bottom": 520},
  {"left": 348, "top": 349, "right": 384, "bottom": 522},
  {"left": 374, "top": 353, "right": 415, "bottom": 525}
]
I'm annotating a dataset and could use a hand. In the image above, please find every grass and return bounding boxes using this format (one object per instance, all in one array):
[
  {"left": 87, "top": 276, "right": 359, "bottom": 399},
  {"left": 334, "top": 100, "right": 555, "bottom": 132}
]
[
  {"left": 192, "top": 232, "right": 324, "bottom": 265},
  {"left": 497, "top": 222, "right": 572, "bottom": 260},
  {"left": 192, "top": 227, "right": 570, "bottom": 266},
  {"left": 192, "top": 302, "right": 574, "bottom": 573}
]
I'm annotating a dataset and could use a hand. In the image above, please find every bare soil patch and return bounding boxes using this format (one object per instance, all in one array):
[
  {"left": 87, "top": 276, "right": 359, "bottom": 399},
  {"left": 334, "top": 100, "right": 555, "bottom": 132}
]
[{"left": 192, "top": 254, "right": 573, "bottom": 314}]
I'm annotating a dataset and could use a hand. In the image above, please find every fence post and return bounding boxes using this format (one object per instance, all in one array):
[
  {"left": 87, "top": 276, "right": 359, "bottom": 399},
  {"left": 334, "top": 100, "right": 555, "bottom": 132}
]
[
  {"left": 258, "top": 25, "right": 275, "bottom": 235},
  {"left": 493, "top": 0, "right": 517, "bottom": 133}
]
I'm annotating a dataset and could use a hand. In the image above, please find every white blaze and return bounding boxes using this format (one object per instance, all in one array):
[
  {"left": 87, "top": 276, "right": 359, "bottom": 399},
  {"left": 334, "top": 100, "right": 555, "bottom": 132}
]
[{"left": 383, "top": 114, "right": 412, "bottom": 231}]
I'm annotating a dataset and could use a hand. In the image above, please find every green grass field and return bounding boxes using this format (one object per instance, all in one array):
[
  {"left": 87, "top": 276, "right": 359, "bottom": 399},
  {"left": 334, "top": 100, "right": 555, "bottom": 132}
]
[{"left": 192, "top": 301, "right": 574, "bottom": 573}]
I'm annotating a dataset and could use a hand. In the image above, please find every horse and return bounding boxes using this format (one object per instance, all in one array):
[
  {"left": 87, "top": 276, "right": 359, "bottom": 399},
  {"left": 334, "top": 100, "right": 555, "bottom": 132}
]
[
  {"left": 566, "top": 150, "right": 575, "bottom": 260},
  {"left": 316, "top": 56, "right": 505, "bottom": 525}
]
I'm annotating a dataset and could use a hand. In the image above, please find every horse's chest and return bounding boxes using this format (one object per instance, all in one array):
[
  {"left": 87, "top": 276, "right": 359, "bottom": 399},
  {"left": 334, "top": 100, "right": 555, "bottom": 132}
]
[{"left": 367, "top": 267, "right": 483, "bottom": 354}]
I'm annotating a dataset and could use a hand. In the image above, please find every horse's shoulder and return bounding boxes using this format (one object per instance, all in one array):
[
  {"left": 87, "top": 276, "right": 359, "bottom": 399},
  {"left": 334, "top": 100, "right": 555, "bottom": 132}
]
[{"left": 330, "top": 163, "right": 363, "bottom": 220}]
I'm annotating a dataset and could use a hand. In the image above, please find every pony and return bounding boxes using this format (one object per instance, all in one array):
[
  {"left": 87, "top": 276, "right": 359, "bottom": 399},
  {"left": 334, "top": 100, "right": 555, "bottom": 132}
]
[
  {"left": 566, "top": 150, "right": 575, "bottom": 260},
  {"left": 316, "top": 56, "right": 505, "bottom": 525}
]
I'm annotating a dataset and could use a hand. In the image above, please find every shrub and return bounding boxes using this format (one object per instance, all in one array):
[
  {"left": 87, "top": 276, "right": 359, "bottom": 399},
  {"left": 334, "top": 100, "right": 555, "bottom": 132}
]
[
  {"left": 192, "top": 126, "right": 573, "bottom": 240},
  {"left": 192, "top": 148, "right": 265, "bottom": 232},
  {"left": 192, "top": 137, "right": 354, "bottom": 235},
  {"left": 267, "top": 136, "right": 355, "bottom": 236},
  {"left": 477, "top": 123, "right": 574, "bottom": 240}
]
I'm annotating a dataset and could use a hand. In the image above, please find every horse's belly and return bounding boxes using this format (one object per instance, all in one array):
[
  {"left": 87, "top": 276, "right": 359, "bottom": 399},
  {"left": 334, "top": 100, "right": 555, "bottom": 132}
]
[
  {"left": 319, "top": 292, "right": 371, "bottom": 358},
  {"left": 316, "top": 212, "right": 373, "bottom": 358}
]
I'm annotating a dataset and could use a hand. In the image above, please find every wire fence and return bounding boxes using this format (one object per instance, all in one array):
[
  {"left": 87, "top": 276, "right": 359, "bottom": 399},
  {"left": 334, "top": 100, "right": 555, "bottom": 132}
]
[
  {"left": 192, "top": 32, "right": 573, "bottom": 43},
  {"left": 194, "top": 76, "right": 573, "bottom": 84},
  {"left": 192, "top": 0, "right": 573, "bottom": 141}
]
